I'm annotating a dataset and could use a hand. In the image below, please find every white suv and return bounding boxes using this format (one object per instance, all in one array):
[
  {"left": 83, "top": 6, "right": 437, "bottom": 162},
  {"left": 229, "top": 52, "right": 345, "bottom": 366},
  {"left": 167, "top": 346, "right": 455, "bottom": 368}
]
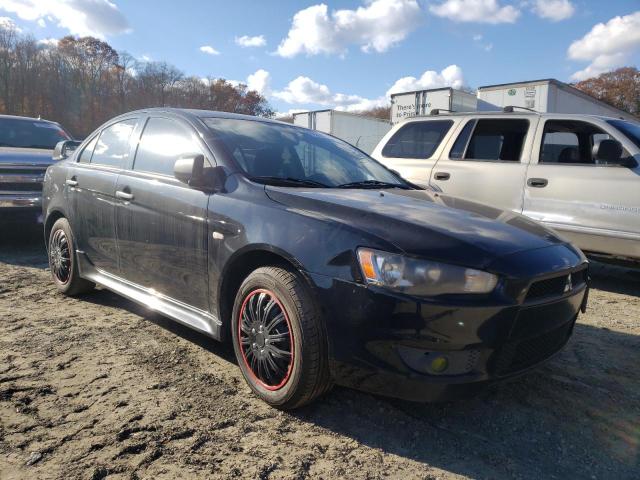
[{"left": 372, "top": 112, "right": 640, "bottom": 266}]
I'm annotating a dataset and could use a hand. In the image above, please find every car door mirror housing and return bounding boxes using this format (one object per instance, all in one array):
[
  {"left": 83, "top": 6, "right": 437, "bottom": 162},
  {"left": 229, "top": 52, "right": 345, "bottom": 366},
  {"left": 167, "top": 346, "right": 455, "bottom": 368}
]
[
  {"left": 592, "top": 139, "right": 623, "bottom": 164},
  {"left": 174, "top": 154, "right": 204, "bottom": 185},
  {"left": 174, "top": 154, "right": 226, "bottom": 192},
  {"left": 53, "top": 140, "right": 81, "bottom": 161}
]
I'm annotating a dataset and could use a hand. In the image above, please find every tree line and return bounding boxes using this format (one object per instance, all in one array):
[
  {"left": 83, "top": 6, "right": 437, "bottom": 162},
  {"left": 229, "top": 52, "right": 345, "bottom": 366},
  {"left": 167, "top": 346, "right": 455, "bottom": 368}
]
[{"left": 0, "top": 26, "right": 273, "bottom": 138}]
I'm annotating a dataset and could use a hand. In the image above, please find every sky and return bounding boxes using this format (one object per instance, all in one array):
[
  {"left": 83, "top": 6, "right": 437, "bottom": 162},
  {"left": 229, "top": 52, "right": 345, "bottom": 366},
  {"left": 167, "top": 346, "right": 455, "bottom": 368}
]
[{"left": 0, "top": 0, "right": 639, "bottom": 116}]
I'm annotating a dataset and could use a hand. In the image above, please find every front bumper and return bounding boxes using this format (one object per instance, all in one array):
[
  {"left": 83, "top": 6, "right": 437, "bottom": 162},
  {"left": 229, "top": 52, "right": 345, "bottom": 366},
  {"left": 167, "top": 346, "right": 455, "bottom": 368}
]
[
  {"left": 0, "top": 194, "right": 43, "bottom": 223},
  {"left": 308, "top": 257, "right": 588, "bottom": 402}
]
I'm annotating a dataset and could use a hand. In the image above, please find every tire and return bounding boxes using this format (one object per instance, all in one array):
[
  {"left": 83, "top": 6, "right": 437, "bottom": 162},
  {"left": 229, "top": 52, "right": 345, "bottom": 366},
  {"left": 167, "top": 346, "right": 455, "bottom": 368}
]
[
  {"left": 231, "top": 266, "right": 332, "bottom": 409},
  {"left": 48, "top": 217, "right": 95, "bottom": 296}
]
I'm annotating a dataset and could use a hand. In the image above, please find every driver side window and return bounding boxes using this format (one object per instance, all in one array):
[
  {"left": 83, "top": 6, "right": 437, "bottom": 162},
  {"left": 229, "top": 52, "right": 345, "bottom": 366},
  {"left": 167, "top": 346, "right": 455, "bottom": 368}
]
[{"left": 540, "top": 120, "right": 624, "bottom": 166}]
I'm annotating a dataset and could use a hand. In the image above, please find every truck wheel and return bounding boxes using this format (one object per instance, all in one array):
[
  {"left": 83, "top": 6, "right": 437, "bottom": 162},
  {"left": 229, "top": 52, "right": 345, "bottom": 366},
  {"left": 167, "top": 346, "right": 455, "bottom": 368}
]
[
  {"left": 231, "top": 266, "right": 332, "bottom": 409},
  {"left": 48, "top": 217, "right": 95, "bottom": 296}
]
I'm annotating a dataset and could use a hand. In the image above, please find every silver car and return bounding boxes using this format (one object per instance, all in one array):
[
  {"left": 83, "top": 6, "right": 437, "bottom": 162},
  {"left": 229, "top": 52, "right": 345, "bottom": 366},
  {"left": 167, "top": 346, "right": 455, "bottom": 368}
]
[{"left": 372, "top": 112, "right": 640, "bottom": 267}]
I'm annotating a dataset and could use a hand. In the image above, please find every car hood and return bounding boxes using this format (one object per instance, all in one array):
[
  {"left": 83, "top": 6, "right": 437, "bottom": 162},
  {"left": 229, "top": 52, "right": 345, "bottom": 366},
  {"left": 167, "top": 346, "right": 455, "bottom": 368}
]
[
  {"left": 265, "top": 187, "right": 569, "bottom": 270},
  {"left": 0, "top": 147, "right": 54, "bottom": 167}
]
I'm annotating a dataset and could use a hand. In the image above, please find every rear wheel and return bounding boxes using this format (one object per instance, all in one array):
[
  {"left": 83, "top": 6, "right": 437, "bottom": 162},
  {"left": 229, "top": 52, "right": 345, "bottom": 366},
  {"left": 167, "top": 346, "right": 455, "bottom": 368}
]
[
  {"left": 48, "top": 218, "right": 94, "bottom": 296},
  {"left": 231, "top": 266, "right": 331, "bottom": 409}
]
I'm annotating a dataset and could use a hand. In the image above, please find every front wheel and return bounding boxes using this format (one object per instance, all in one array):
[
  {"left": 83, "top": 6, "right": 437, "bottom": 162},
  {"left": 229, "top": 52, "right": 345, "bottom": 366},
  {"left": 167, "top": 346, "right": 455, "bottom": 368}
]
[
  {"left": 48, "top": 217, "right": 95, "bottom": 296},
  {"left": 231, "top": 266, "right": 331, "bottom": 409}
]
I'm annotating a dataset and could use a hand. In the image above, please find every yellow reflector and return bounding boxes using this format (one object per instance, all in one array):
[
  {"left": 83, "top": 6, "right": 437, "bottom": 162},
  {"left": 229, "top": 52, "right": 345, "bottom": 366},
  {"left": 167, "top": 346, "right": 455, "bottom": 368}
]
[
  {"left": 431, "top": 356, "right": 449, "bottom": 373},
  {"left": 358, "top": 249, "right": 378, "bottom": 281}
]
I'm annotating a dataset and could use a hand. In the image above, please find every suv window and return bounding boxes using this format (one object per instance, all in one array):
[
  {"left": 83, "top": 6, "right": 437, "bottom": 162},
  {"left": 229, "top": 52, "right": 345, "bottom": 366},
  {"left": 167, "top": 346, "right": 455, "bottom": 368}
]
[
  {"left": 91, "top": 119, "right": 136, "bottom": 168},
  {"left": 0, "top": 118, "right": 70, "bottom": 149},
  {"left": 133, "top": 117, "right": 202, "bottom": 176},
  {"left": 463, "top": 119, "right": 529, "bottom": 162},
  {"left": 449, "top": 120, "right": 476, "bottom": 159},
  {"left": 540, "top": 120, "right": 620, "bottom": 165},
  {"left": 382, "top": 120, "right": 453, "bottom": 159}
]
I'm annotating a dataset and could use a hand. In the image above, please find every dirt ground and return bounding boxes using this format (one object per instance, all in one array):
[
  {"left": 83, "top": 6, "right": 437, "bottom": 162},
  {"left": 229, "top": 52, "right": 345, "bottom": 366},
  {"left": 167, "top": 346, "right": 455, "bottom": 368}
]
[{"left": 0, "top": 229, "right": 638, "bottom": 480}]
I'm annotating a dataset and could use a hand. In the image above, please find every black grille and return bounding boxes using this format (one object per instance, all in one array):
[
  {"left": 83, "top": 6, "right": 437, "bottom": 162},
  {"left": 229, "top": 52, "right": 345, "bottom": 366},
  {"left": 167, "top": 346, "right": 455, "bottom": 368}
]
[
  {"left": 492, "top": 320, "right": 574, "bottom": 376},
  {"left": 0, "top": 182, "right": 42, "bottom": 192},
  {"left": 0, "top": 168, "right": 46, "bottom": 175},
  {"left": 525, "top": 268, "right": 587, "bottom": 302}
]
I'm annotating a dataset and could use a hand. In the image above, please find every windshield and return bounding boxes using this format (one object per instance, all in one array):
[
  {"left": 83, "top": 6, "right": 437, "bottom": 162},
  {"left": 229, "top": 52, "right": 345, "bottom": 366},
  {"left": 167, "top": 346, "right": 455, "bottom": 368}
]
[
  {"left": 203, "top": 118, "right": 409, "bottom": 188},
  {"left": 0, "top": 118, "right": 71, "bottom": 149},
  {"left": 607, "top": 119, "right": 640, "bottom": 149}
]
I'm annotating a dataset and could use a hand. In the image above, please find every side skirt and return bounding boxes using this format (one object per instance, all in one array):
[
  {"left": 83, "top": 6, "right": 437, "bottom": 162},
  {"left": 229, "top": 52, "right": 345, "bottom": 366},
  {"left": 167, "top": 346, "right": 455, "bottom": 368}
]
[{"left": 76, "top": 250, "right": 222, "bottom": 341}]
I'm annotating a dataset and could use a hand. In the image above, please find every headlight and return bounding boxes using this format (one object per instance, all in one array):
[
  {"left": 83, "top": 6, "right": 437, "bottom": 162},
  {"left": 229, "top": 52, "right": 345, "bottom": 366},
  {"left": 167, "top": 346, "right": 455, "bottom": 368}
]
[{"left": 357, "top": 248, "right": 498, "bottom": 296}]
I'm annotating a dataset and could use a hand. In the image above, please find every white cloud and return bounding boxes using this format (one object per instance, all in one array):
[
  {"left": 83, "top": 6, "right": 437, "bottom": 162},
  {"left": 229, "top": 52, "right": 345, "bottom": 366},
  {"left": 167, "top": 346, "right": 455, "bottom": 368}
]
[
  {"left": 235, "top": 34, "right": 266, "bottom": 48},
  {"left": 429, "top": 0, "right": 520, "bottom": 24},
  {"left": 276, "top": 0, "right": 421, "bottom": 58},
  {"left": 386, "top": 65, "right": 465, "bottom": 96},
  {"left": 0, "top": 0, "right": 130, "bottom": 38},
  {"left": 264, "top": 64, "right": 465, "bottom": 113},
  {"left": 568, "top": 11, "right": 640, "bottom": 81},
  {"left": 0, "top": 15, "right": 21, "bottom": 32},
  {"left": 37, "top": 37, "right": 58, "bottom": 47},
  {"left": 246, "top": 68, "right": 271, "bottom": 95},
  {"left": 532, "top": 0, "right": 574, "bottom": 22},
  {"left": 472, "top": 33, "right": 493, "bottom": 51},
  {"left": 199, "top": 45, "right": 220, "bottom": 55}
]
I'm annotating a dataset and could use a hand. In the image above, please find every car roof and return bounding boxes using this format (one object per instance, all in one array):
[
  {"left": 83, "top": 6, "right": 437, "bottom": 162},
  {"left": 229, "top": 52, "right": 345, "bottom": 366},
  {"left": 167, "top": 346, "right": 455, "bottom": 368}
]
[
  {"left": 0, "top": 114, "right": 60, "bottom": 124},
  {"left": 117, "top": 107, "right": 285, "bottom": 125}
]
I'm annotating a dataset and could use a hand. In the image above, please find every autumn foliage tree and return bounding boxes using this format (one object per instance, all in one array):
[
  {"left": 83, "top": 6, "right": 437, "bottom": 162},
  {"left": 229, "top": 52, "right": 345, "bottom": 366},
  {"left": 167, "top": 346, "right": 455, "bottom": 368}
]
[
  {"left": 573, "top": 67, "right": 640, "bottom": 116},
  {"left": 0, "top": 25, "right": 273, "bottom": 137}
]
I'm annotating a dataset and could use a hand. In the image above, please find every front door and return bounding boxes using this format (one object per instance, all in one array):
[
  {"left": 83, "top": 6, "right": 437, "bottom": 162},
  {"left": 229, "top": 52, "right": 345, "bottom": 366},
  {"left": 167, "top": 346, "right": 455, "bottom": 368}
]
[
  {"left": 115, "top": 115, "right": 211, "bottom": 311},
  {"left": 67, "top": 118, "right": 137, "bottom": 274},
  {"left": 430, "top": 117, "right": 538, "bottom": 213},
  {"left": 523, "top": 118, "right": 640, "bottom": 258}
]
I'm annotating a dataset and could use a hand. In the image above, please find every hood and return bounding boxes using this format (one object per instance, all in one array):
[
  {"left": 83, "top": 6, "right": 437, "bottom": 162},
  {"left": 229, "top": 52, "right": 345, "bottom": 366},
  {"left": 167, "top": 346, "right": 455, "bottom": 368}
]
[
  {"left": 265, "top": 187, "right": 568, "bottom": 270},
  {"left": 0, "top": 147, "right": 55, "bottom": 167}
]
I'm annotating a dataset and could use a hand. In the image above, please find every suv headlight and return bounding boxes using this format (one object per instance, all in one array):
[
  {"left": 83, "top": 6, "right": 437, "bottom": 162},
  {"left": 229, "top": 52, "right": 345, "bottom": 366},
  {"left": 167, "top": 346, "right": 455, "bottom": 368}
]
[{"left": 357, "top": 248, "right": 498, "bottom": 296}]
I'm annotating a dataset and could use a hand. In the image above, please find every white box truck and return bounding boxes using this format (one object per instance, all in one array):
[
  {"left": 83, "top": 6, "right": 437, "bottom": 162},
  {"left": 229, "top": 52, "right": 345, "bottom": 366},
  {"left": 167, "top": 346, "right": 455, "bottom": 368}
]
[
  {"left": 390, "top": 88, "right": 477, "bottom": 124},
  {"left": 478, "top": 79, "right": 636, "bottom": 121},
  {"left": 293, "top": 109, "right": 391, "bottom": 154}
]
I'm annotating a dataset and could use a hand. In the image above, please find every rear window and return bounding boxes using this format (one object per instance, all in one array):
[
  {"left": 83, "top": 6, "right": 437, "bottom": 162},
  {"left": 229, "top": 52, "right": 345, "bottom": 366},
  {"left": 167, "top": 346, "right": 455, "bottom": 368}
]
[
  {"left": 0, "top": 118, "right": 70, "bottom": 149},
  {"left": 382, "top": 120, "right": 453, "bottom": 159},
  {"left": 91, "top": 119, "right": 136, "bottom": 168}
]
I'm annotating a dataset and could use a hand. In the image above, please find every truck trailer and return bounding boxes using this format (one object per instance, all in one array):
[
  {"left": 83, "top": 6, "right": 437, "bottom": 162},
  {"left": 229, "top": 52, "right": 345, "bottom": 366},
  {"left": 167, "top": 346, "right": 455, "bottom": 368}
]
[
  {"left": 477, "top": 79, "right": 636, "bottom": 121},
  {"left": 390, "top": 87, "right": 478, "bottom": 124},
  {"left": 292, "top": 109, "right": 391, "bottom": 154}
]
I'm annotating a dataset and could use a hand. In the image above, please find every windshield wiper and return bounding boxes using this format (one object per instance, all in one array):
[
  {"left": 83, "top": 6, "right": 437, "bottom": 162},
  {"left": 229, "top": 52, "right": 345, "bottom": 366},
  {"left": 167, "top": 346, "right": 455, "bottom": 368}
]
[
  {"left": 337, "top": 180, "right": 409, "bottom": 189},
  {"left": 251, "top": 176, "right": 330, "bottom": 188}
]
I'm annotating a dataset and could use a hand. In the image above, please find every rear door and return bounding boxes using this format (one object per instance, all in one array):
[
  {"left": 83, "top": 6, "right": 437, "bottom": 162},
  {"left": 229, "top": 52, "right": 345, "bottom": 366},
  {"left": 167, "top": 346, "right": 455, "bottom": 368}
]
[
  {"left": 429, "top": 116, "right": 537, "bottom": 212},
  {"left": 115, "top": 115, "right": 211, "bottom": 311},
  {"left": 371, "top": 119, "right": 455, "bottom": 186},
  {"left": 523, "top": 118, "right": 640, "bottom": 259},
  {"left": 67, "top": 118, "right": 137, "bottom": 274}
]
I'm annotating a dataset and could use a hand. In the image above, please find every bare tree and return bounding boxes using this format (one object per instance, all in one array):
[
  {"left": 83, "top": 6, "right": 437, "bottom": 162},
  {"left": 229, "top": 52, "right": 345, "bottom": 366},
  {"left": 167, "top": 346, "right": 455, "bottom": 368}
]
[{"left": 0, "top": 27, "right": 274, "bottom": 137}]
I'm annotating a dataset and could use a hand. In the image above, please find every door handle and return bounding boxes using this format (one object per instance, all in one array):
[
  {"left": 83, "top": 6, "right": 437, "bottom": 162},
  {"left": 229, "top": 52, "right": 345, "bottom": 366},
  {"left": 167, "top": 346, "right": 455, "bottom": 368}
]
[
  {"left": 434, "top": 172, "right": 450, "bottom": 181},
  {"left": 65, "top": 178, "right": 78, "bottom": 187},
  {"left": 527, "top": 178, "right": 548, "bottom": 188},
  {"left": 115, "top": 190, "right": 134, "bottom": 201}
]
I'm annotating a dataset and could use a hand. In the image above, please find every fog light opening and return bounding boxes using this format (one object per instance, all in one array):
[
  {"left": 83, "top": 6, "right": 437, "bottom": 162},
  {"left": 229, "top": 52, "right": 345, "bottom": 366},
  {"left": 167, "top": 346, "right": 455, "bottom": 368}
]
[{"left": 430, "top": 355, "right": 449, "bottom": 373}]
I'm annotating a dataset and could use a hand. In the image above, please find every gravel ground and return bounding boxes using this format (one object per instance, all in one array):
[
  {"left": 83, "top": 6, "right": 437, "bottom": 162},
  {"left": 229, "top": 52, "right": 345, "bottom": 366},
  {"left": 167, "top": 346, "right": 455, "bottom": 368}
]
[{"left": 1, "top": 229, "right": 639, "bottom": 480}]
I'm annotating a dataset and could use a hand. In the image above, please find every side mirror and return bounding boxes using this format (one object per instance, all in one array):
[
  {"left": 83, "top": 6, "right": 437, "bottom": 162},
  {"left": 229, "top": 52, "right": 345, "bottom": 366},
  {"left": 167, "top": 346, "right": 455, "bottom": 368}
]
[
  {"left": 53, "top": 140, "right": 81, "bottom": 161},
  {"left": 174, "top": 154, "right": 226, "bottom": 192},
  {"left": 592, "top": 139, "right": 622, "bottom": 164},
  {"left": 174, "top": 153, "right": 204, "bottom": 185}
]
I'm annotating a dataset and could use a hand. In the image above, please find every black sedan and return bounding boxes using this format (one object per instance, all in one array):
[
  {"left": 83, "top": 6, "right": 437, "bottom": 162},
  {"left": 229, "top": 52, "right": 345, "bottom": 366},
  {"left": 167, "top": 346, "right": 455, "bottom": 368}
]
[{"left": 43, "top": 109, "right": 589, "bottom": 409}]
